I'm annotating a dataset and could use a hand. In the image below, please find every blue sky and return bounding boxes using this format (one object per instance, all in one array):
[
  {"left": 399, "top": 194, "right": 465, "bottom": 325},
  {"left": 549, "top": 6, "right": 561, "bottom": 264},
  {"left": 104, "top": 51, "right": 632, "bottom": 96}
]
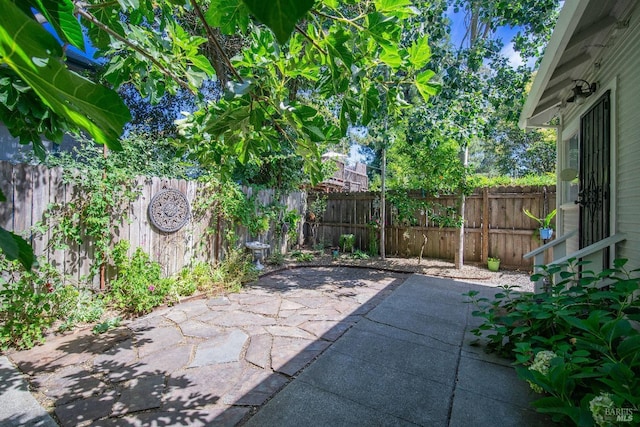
[{"left": 446, "top": 4, "right": 530, "bottom": 68}]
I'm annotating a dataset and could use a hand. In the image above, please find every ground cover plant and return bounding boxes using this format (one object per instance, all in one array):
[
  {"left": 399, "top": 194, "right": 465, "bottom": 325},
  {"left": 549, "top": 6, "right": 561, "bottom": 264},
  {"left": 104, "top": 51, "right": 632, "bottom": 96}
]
[
  {"left": 465, "top": 259, "right": 640, "bottom": 426},
  {"left": 0, "top": 256, "right": 106, "bottom": 349},
  {"left": 0, "top": 240, "right": 259, "bottom": 349}
]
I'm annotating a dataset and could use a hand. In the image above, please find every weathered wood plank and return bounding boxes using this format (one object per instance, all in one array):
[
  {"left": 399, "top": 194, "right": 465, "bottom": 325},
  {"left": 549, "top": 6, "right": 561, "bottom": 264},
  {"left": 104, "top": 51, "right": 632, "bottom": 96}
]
[{"left": 0, "top": 162, "right": 14, "bottom": 231}]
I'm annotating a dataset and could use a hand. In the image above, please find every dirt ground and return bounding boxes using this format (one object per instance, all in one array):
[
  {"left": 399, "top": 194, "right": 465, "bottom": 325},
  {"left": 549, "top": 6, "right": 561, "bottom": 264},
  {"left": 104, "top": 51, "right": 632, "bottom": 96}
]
[{"left": 263, "top": 252, "right": 536, "bottom": 293}]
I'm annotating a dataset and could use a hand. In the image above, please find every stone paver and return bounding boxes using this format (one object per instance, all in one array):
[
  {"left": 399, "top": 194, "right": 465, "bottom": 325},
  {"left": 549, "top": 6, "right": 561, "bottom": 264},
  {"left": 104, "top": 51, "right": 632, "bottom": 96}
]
[{"left": 5, "top": 267, "right": 405, "bottom": 426}]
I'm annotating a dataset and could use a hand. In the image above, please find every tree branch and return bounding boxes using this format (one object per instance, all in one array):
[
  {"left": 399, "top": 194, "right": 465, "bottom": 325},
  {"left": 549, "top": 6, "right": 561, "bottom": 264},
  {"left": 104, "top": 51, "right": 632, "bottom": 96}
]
[
  {"left": 295, "top": 25, "right": 327, "bottom": 55},
  {"left": 75, "top": 7, "right": 194, "bottom": 93},
  {"left": 189, "top": 0, "right": 243, "bottom": 84}
]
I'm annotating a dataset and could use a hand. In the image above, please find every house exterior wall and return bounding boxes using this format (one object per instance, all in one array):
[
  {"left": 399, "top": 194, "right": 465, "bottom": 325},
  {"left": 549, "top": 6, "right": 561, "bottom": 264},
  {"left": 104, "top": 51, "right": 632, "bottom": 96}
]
[
  {"left": 558, "top": 6, "right": 640, "bottom": 269},
  {"left": 614, "top": 7, "right": 640, "bottom": 268},
  {"left": 0, "top": 125, "right": 81, "bottom": 164}
]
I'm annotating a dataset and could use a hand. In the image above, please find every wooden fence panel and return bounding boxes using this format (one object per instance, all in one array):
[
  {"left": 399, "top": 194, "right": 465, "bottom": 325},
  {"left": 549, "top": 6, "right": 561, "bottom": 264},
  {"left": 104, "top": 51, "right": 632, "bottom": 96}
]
[
  {"left": 313, "top": 187, "right": 556, "bottom": 269},
  {"left": 0, "top": 161, "right": 305, "bottom": 287}
]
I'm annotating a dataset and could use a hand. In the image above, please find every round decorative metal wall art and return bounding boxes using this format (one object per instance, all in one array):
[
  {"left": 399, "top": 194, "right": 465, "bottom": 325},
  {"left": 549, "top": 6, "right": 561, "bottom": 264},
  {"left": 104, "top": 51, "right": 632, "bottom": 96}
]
[{"left": 148, "top": 188, "right": 190, "bottom": 233}]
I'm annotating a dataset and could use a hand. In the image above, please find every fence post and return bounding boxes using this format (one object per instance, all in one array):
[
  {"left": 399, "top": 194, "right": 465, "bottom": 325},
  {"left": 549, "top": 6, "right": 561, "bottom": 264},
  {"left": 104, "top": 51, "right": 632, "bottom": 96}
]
[{"left": 482, "top": 187, "right": 489, "bottom": 263}]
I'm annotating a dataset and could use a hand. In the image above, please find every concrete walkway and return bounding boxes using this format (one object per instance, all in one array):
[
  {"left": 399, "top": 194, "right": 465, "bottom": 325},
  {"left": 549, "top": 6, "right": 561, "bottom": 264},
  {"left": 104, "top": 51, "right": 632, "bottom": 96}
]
[
  {"left": 245, "top": 274, "right": 550, "bottom": 426},
  {"left": 1, "top": 267, "right": 550, "bottom": 426}
]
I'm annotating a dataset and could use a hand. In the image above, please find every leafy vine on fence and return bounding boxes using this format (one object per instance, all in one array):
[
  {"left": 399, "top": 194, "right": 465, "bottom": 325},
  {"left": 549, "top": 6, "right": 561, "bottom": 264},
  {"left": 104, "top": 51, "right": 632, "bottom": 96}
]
[
  {"left": 33, "top": 141, "right": 141, "bottom": 279},
  {"left": 387, "top": 192, "right": 463, "bottom": 228}
]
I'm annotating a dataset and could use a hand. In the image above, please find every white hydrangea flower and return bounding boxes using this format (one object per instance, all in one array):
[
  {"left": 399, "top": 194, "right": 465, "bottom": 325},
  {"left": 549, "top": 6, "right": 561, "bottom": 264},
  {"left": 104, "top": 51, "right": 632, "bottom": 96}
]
[
  {"left": 589, "top": 393, "right": 615, "bottom": 426},
  {"left": 527, "top": 350, "right": 557, "bottom": 393}
]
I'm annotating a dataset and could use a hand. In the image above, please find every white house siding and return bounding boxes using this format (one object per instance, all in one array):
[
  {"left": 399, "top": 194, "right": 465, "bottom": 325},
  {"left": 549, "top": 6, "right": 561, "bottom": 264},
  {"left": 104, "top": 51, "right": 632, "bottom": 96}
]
[
  {"left": 608, "top": 7, "right": 640, "bottom": 269},
  {"left": 558, "top": 6, "right": 640, "bottom": 269}
]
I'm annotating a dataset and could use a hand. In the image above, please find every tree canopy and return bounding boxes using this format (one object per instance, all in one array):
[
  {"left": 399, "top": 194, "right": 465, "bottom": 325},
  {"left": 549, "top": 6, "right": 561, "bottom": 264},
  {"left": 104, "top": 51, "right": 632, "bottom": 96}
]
[
  {"left": 375, "top": 0, "right": 559, "bottom": 192},
  {"left": 0, "top": 0, "right": 441, "bottom": 268}
]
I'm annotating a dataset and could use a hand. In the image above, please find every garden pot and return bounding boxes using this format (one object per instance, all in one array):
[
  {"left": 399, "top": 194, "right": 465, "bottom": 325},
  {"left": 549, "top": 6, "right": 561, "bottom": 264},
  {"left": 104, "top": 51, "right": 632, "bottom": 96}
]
[
  {"left": 539, "top": 228, "right": 553, "bottom": 240},
  {"left": 487, "top": 259, "right": 500, "bottom": 272}
]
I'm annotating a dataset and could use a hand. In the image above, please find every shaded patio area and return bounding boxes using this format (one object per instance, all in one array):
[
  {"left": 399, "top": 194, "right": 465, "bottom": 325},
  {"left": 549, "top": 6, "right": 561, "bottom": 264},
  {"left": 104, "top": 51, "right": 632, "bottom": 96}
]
[{"left": 2, "top": 267, "right": 550, "bottom": 426}]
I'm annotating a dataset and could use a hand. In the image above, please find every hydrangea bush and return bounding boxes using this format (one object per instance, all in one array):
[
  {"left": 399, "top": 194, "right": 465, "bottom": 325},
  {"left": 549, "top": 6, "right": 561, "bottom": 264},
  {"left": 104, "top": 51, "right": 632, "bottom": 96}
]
[{"left": 465, "top": 258, "right": 640, "bottom": 426}]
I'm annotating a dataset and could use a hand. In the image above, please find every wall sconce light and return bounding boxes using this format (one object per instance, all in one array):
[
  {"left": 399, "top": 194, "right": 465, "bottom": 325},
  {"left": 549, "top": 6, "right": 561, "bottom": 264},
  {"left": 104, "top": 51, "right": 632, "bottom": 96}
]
[{"left": 566, "top": 79, "right": 597, "bottom": 105}]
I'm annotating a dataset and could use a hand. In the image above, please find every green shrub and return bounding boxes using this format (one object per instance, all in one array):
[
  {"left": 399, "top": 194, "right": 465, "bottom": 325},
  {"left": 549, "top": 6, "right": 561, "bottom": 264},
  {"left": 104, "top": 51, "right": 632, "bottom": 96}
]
[
  {"left": 176, "top": 262, "right": 212, "bottom": 295},
  {"left": 266, "top": 251, "right": 285, "bottom": 266},
  {"left": 213, "top": 247, "right": 258, "bottom": 293},
  {"left": 0, "top": 258, "right": 64, "bottom": 349},
  {"left": 290, "top": 250, "right": 314, "bottom": 262},
  {"left": 339, "top": 234, "right": 355, "bottom": 253},
  {"left": 465, "top": 259, "right": 640, "bottom": 426},
  {"left": 56, "top": 288, "right": 105, "bottom": 332},
  {"left": 351, "top": 250, "right": 370, "bottom": 260},
  {"left": 108, "top": 241, "right": 174, "bottom": 315}
]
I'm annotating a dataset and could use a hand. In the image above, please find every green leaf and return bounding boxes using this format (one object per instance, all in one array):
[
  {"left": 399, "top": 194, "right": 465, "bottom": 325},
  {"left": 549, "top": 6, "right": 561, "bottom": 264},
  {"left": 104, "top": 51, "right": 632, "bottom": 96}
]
[
  {"left": 361, "top": 86, "right": 380, "bottom": 126},
  {"left": 0, "top": 227, "right": 35, "bottom": 270},
  {"left": 617, "top": 335, "right": 640, "bottom": 361},
  {"left": 366, "top": 12, "right": 400, "bottom": 44},
  {"left": 379, "top": 43, "right": 403, "bottom": 69},
  {"left": 0, "top": 1, "right": 130, "bottom": 150},
  {"left": 242, "top": 0, "right": 314, "bottom": 44},
  {"left": 27, "top": 0, "right": 85, "bottom": 50},
  {"left": 407, "top": 35, "right": 431, "bottom": 69},
  {"left": 327, "top": 27, "right": 353, "bottom": 69},
  {"left": 205, "top": 0, "right": 250, "bottom": 35},
  {"left": 415, "top": 69, "right": 439, "bottom": 101},
  {"left": 374, "top": 0, "right": 417, "bottom": 18}
]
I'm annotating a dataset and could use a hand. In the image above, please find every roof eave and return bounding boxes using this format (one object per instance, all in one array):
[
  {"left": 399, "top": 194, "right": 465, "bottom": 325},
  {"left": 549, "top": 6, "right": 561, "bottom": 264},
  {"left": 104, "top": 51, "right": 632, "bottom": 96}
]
[{"left": 519, "top": 1, "right": 590, "bottom": 129}]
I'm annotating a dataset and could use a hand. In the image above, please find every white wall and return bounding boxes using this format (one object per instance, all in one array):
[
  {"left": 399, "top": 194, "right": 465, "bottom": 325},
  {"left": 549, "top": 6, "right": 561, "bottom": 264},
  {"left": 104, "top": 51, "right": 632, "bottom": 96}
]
[{"left": 558, "top": 6, "right": 640, "bottom": 269}]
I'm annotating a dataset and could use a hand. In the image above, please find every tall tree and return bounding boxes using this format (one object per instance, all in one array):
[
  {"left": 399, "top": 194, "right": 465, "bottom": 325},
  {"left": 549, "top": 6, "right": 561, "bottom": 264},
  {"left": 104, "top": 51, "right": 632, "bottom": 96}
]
[
  {"left": 381, "top": 0, "right": 560, "bottom": 267},
  {"left": 0, "top": 0, "right": 439, "bottom": 267}
]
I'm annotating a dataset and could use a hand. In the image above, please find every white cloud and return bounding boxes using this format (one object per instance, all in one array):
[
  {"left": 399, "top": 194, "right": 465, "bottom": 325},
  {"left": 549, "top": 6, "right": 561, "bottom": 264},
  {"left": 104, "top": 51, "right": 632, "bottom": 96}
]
[{"left": 501, "top": 42, "right": 525, "bottom": 68}]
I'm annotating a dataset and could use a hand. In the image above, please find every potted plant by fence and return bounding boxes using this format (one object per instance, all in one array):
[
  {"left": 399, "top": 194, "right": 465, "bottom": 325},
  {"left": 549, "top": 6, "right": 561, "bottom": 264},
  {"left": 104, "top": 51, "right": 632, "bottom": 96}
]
[
  {"left": 523, "top": 208, "right": 557, "bottom": 240},
  {"left": 487, "top": 257, "right": 500, "bottom": 272}
]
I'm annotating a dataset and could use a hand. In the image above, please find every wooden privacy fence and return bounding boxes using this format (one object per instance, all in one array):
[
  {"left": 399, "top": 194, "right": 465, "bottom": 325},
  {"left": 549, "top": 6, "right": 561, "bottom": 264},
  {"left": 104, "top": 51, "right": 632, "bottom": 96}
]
[
  {"left": 312, "top": 186, "right": 556, "bottom": 269},
  {"left": 0, "top": 161, "right": 305, "bottom": 288}
]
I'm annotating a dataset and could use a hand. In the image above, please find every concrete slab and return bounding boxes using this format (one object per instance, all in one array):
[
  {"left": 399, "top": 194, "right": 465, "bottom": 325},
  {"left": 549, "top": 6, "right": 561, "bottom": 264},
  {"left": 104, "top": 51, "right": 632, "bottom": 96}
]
[
  {"left": 449, "top": 388, "right": 551, "bottom": 427},
  {"left": 0, "top": 356, "right": 57, "bottom": 427},
  {"left": 328, "top": 327, "right": 458, "bottom": 385},
  {"left": 366, "top": 304, "right": 465, "bottom": 346},
  {"left": 296, "top": 350, "right": 453, "bottom": 426},
  {"left": 244, "top": 379, "right": 416, "bottom": 427}
]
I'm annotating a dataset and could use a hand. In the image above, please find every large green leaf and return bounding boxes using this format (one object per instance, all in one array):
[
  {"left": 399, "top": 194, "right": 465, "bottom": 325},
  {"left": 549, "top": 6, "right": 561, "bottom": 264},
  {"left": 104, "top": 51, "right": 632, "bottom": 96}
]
[
  {"left": 0, "top": 227, "right": 35, "bottom": 270},
  {"left": 25, "top": 0, "right": 85, "bottom": 49},
  {"left": 407, "top": 35, "right": 431, "bottom": 69},
  {"left": 241, "top": 0, "right": 314, "bottom": 44},
  {"left": 205, "top": 0, "right": 250, "bottom": 35},
  {"left": 374, "top": 0, "right": 417, "bottom": 18},
  {"left": 0, "top": 0, "right": 130, "bottom": 150},
  {"left": 326, "top": 27, "right": 353, "bottom": 69},
  {"left": 415, "top": 69, "right": 440, "bottom": 101},
  {"left": 379, "top": 43, "right": 403, "bottom": 69}
]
